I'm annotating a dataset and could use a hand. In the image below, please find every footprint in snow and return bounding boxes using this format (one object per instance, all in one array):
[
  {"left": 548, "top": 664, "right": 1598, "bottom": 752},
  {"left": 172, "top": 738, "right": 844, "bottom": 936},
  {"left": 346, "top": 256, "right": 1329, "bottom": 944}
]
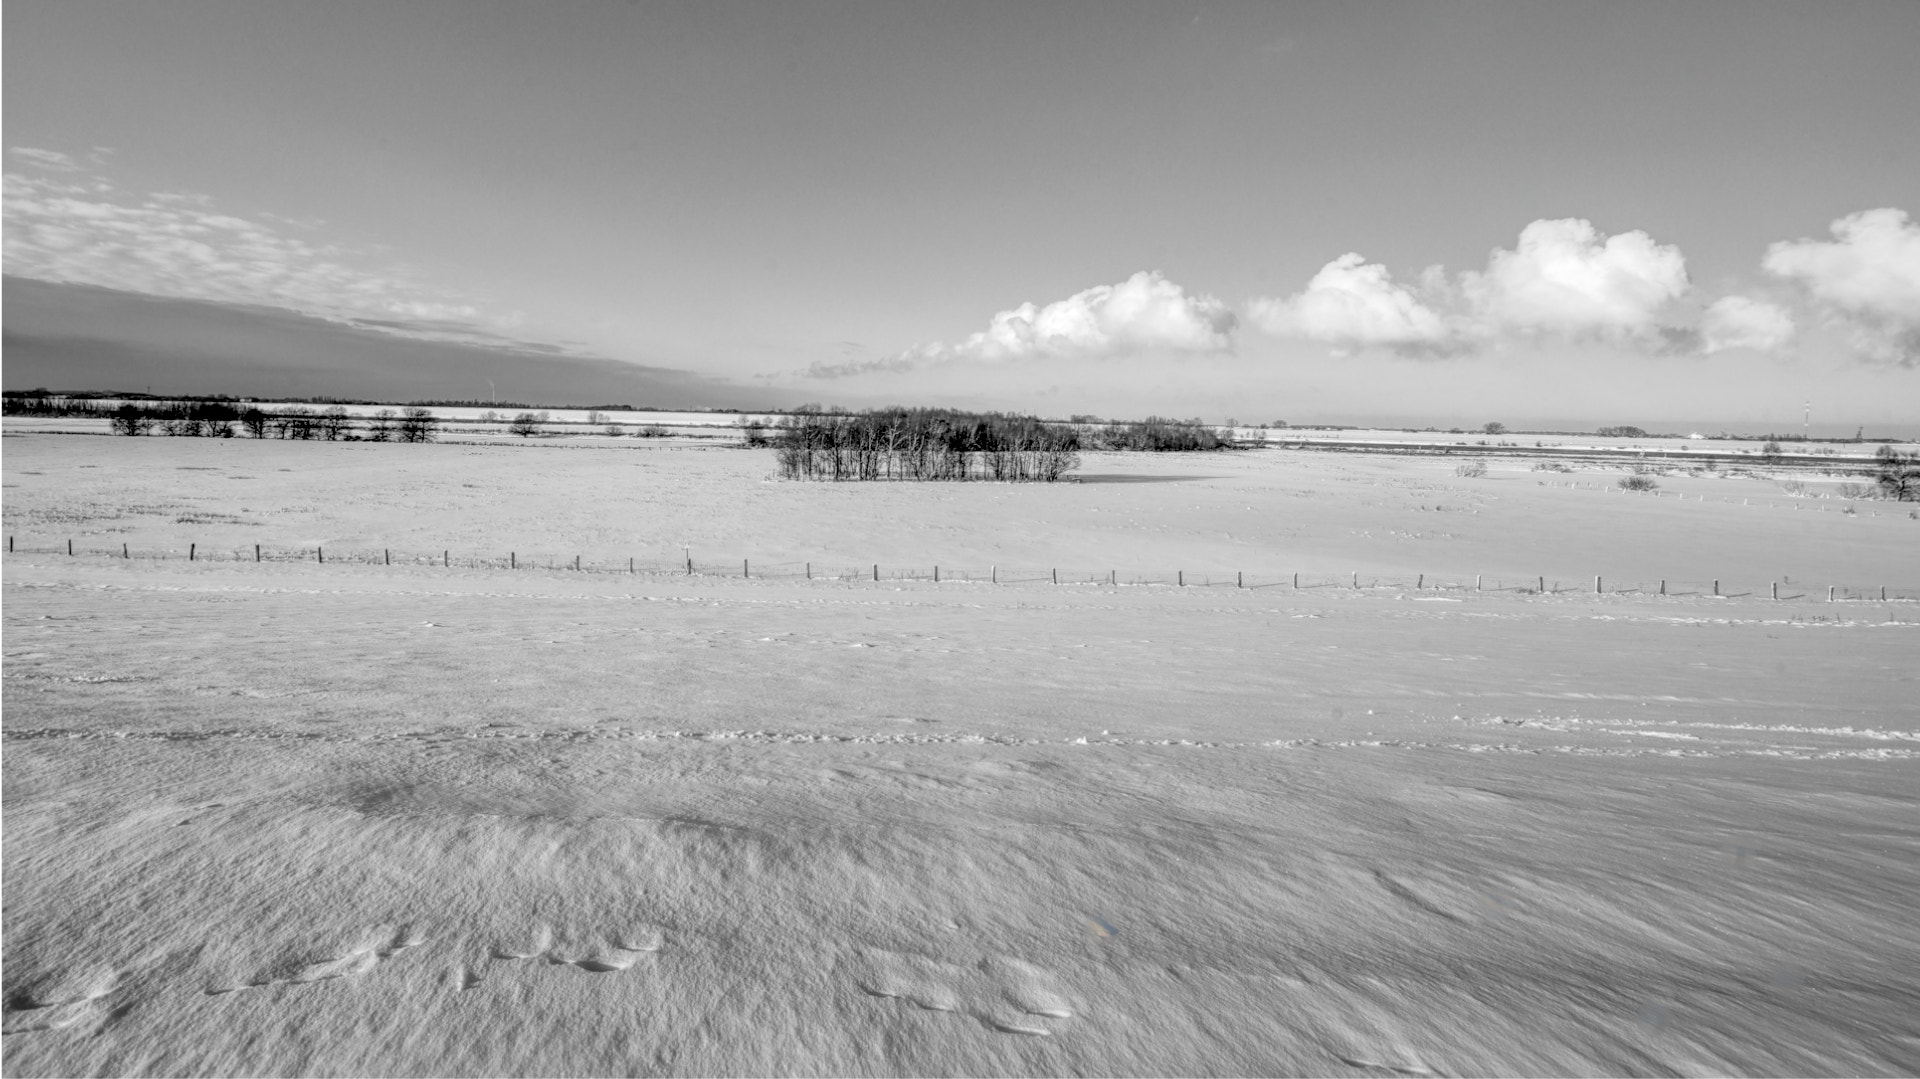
[
  {"left": 489, "top": 923, "right": 664, "bottom": 976},
  {"left": 2, "top": 966, "right": 121, "bottom": 1035},
  {"left": 211, "top": 923, "right": 425, "bottom": 995},
  {"left": 853, "top": 949, "right": 1075, "bottom": 1036}
]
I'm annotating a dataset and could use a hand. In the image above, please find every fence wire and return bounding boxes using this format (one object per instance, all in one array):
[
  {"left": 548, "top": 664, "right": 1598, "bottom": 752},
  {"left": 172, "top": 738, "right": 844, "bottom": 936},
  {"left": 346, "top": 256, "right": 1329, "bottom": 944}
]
[{"left": 8, "top": 537, "right": 1919, "bottom": 602}]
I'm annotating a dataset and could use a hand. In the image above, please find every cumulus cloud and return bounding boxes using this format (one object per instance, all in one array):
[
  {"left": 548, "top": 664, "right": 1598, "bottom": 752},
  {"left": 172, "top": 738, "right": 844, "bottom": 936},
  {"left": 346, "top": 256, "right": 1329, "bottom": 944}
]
[
  {"left": 947, "top": 271, "right": 1236, "bottom": 361},
  {"left": 1764, "top": 207, "right": 1920, "bottom": 365},
  {"left": 1461, "top": 218, "right": 1690, "bottom": 342},
  {"left": 1249, "top": 218, "right": 1699, "bottom": 358},
  {"left": 1246, "top": 253, "right": 1453, "bottom": 355},
  {"left": 806, "top": 271, "right": 1235, "bottom": 378},
  {"left": 2, "top": 151, "right": 516, "bottom": 349},
  {"left": 1700, "top": 295, "right": 1795, "bottom": 354}
]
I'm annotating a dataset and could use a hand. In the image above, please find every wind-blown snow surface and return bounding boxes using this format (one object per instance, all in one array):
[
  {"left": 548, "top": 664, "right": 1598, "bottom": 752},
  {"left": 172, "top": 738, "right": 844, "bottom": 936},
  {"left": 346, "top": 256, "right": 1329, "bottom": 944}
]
[{"left": 4, "top": 436, "right": 1918, "bottom": 1076}]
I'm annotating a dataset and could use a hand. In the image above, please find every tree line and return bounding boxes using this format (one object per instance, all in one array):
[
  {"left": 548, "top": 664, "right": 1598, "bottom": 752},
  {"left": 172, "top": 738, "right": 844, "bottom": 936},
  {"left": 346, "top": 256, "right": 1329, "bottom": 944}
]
[
  {"left": 773, "top": 408, "right": 1082, "bottom": 482},
  {"left": 768, "top": 409, "right": 1236, "bottom": 482},
  {"left": 100, "top": 401, "right": 439, "bottom": 442}
]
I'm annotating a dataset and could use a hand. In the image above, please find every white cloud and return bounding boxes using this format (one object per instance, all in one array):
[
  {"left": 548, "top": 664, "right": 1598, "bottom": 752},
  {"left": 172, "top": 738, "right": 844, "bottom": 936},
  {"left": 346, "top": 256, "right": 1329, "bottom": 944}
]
[
  {"left": 950, "top": 271, "right": 1236, "bottom": 361},
  {"left": 2, "top": 157, "right": 518, "bottom": 348},
  {"left": 1764, "top": 207, "right": 1920, "bottom": 365},
  {"left": 1249, "top": 218, "right": 1697, "bottom": 358},
  {"left": 1700, "top": 295, "right": 1795, "bottom": 354},
  {"left": 1462, "top": 218, "right": 1690, "bottom": 342},
  {"left": 1246, "top": 253, "right": 1453, "bottom": 355},
  {"left": 8, "top": 147, "right": 83, "bottom": 172},
  {"left": 800, "top": 271, "right": 1235, "bottom": 379}
]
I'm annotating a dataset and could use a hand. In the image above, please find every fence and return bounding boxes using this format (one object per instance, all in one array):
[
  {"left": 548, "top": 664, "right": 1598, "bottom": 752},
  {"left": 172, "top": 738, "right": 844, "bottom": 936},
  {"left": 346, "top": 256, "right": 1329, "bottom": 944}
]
[{"left": 7, "top": 535, "right": 1918, "bottom": 603}]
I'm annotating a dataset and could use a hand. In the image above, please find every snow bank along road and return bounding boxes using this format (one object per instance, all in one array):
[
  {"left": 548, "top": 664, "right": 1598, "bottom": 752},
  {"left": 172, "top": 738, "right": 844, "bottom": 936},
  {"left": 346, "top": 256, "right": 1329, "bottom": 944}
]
[{"left": 4, "top": 551, "right": 1916, "bottom": 1077}]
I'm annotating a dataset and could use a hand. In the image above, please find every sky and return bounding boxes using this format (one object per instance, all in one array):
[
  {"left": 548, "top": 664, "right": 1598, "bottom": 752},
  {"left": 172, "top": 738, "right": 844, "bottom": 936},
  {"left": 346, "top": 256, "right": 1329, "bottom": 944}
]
[{"left": 5, "top": 0, "right": 1918, "bottom": 429}]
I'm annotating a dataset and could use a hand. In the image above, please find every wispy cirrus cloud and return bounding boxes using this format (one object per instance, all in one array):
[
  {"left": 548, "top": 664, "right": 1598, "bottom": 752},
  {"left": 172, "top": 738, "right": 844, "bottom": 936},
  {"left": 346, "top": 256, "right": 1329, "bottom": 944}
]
[
  {"left": 803, "top": 271, "right": 1236, "bottom": 379},
  {"left": 10, "top": 146, "right": 85, "bottom": 172},
  {"left": 3, "top": 146, "right": 524, "bottom": 350}
]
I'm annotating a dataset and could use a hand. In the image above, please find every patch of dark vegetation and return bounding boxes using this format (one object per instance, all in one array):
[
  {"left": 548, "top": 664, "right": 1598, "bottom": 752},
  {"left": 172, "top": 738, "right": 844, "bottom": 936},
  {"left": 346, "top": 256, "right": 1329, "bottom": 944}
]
[
  {"left": 92, "top": 399, "right": 439, "bottom": 443},
  {"left": 1088, "top": 416, "right": 1234, "bottom": 452},
  {"left": 1874, "top": 445, "right": 1920, "bottom": 500},
  {"left": 773, "top": 408, "right": 1083, "bottom": 482}
]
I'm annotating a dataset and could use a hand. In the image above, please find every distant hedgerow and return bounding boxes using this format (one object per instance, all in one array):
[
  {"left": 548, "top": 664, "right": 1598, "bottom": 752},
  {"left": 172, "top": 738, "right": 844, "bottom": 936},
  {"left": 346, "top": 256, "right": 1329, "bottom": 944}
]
[{"left": 772, "top": 408, "right": 1081, "bottom": 482}]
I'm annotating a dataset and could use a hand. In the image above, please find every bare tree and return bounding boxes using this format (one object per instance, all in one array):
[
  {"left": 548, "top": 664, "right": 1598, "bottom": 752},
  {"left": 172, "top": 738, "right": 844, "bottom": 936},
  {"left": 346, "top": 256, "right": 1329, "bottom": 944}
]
[
  {"left": 240, "top": 407, "right": 269, "bottom": 438},
  {"left": 365, "top": 409, "right": 396, "bottom": 442},
  {"left": 509, "top": 412, "right": 542, "bottom": 438},
  {"left": 1876, "top": 450, "right": 1919, "bottom": 501},
  {"left": 396, "top": 407, "right": 440, "bottom": 443},
  {"left": 274, "top": 407, "right": 318, "bottom": 440},
  {"left": 319, "top": 406, "right": 352, "bottom": 441},
  {"left": 110, "top": 403, "right": 153, "bottom": 436}
]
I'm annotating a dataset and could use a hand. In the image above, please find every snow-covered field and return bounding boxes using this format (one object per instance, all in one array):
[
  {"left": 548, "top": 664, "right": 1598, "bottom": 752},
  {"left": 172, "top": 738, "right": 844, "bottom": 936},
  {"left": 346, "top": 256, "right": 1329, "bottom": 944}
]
[{"left": 4, "top": 432, "right": 1917, "bottom": 1076}]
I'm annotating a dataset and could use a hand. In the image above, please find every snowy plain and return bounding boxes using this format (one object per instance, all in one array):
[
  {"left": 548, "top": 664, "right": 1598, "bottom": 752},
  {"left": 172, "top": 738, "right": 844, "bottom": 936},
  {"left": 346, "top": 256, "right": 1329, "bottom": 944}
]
[{"left": 3, "top": 431, "right": 1917, "bottom": 1076}]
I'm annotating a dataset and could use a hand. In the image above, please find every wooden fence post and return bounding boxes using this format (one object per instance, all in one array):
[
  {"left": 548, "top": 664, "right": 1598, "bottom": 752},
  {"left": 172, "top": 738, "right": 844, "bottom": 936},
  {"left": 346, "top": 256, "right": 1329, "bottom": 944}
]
[
  {"left": 1594, "top": 575, "right": 1601, "bottom": 594},
  {"left": 124, "top": 543, "right": 130, "bottom": 559},
  {"left": 1771, "top": 582, "right": 1778, "bottom": 600},
  {"left": 1659, "top": 580, "right": 1666, "bottom": 596},
  {"left": 447, "top": 550, "right": 451, "bottom": 568},
  {"left": 6, "top": 536, "right": 11, "bottom": 553},
  {"left": 628, "top": 557, "right": 633, "bottom": 574},
  {"left": 1881, "top": 586, "right": 1887, "bottom": 601},
  {"left": 511, "top": 552, "right": 516, "bottom": 569},
  {"left": 1238, "top": 571, "right": 1244, "bottom": 588},
  {"left": 385, "top": 548, "right": 390, "bottom": 566},
  {"left": 1177, "top": 570, "right": 1183, "bottom": 587},
  {"left": 190, "top": 543, "right": 196, "bottom": 562},
  {"left": 991, "top": 565, "right": 997, "bottom": 584},
  {"left": 1351, "top": 571, "right": 1358, "bottom": 589},
  {"left": 318, "top": 546, "right": 324, "bottom": 564},
  {"left": 805, "top": 562, "right": 811, "bottom": 580},
  {"left": 686, "top": 554, "right": 693, "bottom": 575},
  {"left": 68, "top": 538, "right": 73, "bottom": 556},
  {"left": 1712, "top": 579, "right": 1719, "bottom": 596},
  {"left": 1828, "top": 585, "right": 1835, "bottom": 602},
  {"left": 1538, "top": 575, "right": 1545, "bottom": 594},
  {"left": 873, "top": 563, "right": 879, "bottom": 582},
  {"left": 743, "top": 559, "right": 749, "bottom": 578},
  {"left": 1109, "top": 570, "right": 1116, "bottom": 586},
  {"left": 255, "top": 544, "right": 261, "bottom": 562},
  {"left": 934, "top": 566, "right": 939, "bottom": 583},
  {"left": 1293, "top": 572, "right": 1299, "bottom": 589},
  {"left": 1054, "top": 568, "right": 1060, "bottom": 585}
]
